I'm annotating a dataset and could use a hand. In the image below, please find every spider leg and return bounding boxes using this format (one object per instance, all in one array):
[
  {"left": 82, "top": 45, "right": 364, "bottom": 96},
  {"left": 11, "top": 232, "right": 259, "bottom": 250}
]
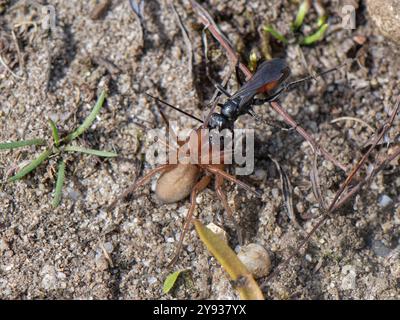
[
  {"left": 203, "top": 165, "right": 261, "bottom": 198},
  {"left": 215, "top": 174, "right": 244, "bottom": 244},
  {"left": 108, "top": 164, "right": 175, "bottom": 211},
  {"left": 167, "top": 175, "right": 211, "bottom": 267}
]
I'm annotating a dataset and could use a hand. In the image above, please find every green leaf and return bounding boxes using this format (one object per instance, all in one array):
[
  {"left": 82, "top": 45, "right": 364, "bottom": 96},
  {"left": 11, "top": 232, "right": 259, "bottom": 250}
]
[
  {"left": 65, "top": 90, "right": 106, "bottom": 142},
  {"left": 193, "top": 220, "right": 264, "bottom": 300},
  {"left": 48, "top": 119, "right": 60, "bottom": 146},
  {"left": 64, "top": 145, "right": 117, "bottom": 157},
  {"left": 317, "top": 15, "right": 327, "bottom": 28},
  {"left": 52, "top": 159, "right": 66, "bottom": 207},
  {"left": 300, "top": 23, "right": 328, "bottom": 45},
  {"left": 8, "top": 148, "right": 52, "bottom": 182},
  {"left": 163, "top": 270, "right": 184, "bottom": 294},
  {"left": 0, "top": 139, "right": 46, "bottom": 150},
  {"left": 292, "top": 0, "right": 311, "bottom": 31},
  {"left": 263, "top": 25, "right": 288, "bottom": 44}
]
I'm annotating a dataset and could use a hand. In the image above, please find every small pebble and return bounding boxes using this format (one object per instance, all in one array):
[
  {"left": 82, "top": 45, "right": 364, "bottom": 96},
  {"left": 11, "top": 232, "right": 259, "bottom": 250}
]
[
  {"left": 296, "top": 202, "right": 305, "bottom": 214},
  {"left": 371, "top": 240, "right": 392, "bottom": 257},
  {"left": 0, "top": 239, "right": 10, "bottom": 253},
  {"left": 148, "top": 276, "right": 158, "bottom": 285},
  {"left": 237, "top": 243, "right": 271, "bottom": 278},
  {"left": 254, "top": 169, "right": 267, "bottom": 180},
  {"left": 103, "top": 242, "right": 113, "bottom": 253},
  {"left": 166, "top": 237, "right": 175, "bottom": 243},
  {"left": 322, "top": 160, "right": 335, "bottom": 171},
  {"left": 341, "top": 265, "right": 356, "bottom": 290},
  {"left": 95, "top": 256, "right": 109, "bottom": 271},
  {"left": 378, "top": 195, "right": 393, "bottom": 208}
]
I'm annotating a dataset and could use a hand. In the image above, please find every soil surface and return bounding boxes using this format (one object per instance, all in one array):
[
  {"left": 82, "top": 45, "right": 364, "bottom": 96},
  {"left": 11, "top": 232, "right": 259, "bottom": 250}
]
[{"left": 0, "top": 0, "right": 399, "bottom": 299}]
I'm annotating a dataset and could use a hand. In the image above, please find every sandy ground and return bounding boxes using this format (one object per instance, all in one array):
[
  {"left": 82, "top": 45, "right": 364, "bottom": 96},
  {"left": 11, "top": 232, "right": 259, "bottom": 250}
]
[{"left": 0, "top": 0, "right": 399, "bottom": 299}]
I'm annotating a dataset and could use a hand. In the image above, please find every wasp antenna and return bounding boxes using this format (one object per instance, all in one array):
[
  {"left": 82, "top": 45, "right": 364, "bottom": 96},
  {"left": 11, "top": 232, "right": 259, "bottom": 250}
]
[
  {"left": 145, "top": 93, "right": 204, "bottom": 124},
  {"left": 286, "top": 60, "right": 350, "bottom": 90}
]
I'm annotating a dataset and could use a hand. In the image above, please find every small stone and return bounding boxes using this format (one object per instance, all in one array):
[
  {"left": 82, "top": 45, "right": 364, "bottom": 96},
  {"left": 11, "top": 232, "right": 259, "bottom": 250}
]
[
  {"left": 195, "top": 194, "right": 203, "bottom": 205},
  {"left": 0, "top": 238, "right": 10, "bottom": 253},
  {"left": 296, "top": 202, "right": 305, "bottom": 214},
  {"left": 378, "top": 195, "right": 393, "bottom": 208},
  {"left": 95, "top": 256, "right": 109, "bottom": 271},
  {"left": 237, "top": 243, "right": 271, "bottom": 278},
  {"left": 40, "top": 265, "right": 58, "bottom": 290},
  {"left": 381, "top": 221, "right": 393, "bottom": 233},
  {"left": 148, "top": 276, "right": 158, "bottom": 285},
  {"left": 254, "top": 169, "right": 267, "bottom": 180},
  {"left": 308, "top": 104, "right": 319, "bottom": 113},
  {"left": 322, "top": 160, "right": 334, "bottom": 171},
  {"left": 341, "top": 265, "right": 356, "bottom": 290},
  {"left": 166, "top": 237, "right": 175, "bottom": 243},
  {"left": 366, "top": 0, "right": 400, "bottom": 45},
  {"left": 271, "top": 188, "right": 280, "bottom": 199},
  {"left": 103, "top": 242, "right": 114, "bottom": 253},
  {"left": 2, "top": 264, "right": 13, "bottom": 271},
  {"left": 371, "top": 240, "right": 392, "bottom": 257}
]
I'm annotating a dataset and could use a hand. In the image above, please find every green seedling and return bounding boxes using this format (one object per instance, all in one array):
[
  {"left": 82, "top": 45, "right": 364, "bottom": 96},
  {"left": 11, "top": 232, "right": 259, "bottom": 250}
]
[
  {"left": 264, "top": 0, "right": 328, "bottom": 46},
  {"left": 0, "top": 90, "right": 117, "bottom": 207},
  {"left": 163, "top": 270, "right": 183, "bottom": 294},
  {"left": 163, "top": 269, "right": 191, "bottom": 294}
]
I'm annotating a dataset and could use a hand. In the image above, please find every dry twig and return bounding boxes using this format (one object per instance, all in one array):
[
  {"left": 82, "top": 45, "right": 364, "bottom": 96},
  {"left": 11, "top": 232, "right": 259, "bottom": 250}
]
[{"left": 170, "top": 2, "right": 193, "bottom": 79}]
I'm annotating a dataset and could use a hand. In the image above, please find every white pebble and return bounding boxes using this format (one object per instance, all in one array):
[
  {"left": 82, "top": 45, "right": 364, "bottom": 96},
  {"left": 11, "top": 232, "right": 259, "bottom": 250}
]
[
  {"left": 103, "top": 242, "right": 114, "bottom": 253},
  {"left": 237, "top": 243, "right": 271, "bottom": 278},
  {"left": 254, "top": 169, "right": 267, "bottom": 180},
  {"left": 148, "top": 276, "right": 158, "bottom": 285},
  {"left": 341, "top": 265, "right": 357, "bottom": 290},
  {"left": 379, "top": 195, "right": 393, "bottom": 208}
]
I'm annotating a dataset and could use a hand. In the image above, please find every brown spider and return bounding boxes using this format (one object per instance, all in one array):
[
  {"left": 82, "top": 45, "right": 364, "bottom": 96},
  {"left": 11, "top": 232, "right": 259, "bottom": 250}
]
[{"left": 109, "top": 103, "right": 259, "bottom": 266}]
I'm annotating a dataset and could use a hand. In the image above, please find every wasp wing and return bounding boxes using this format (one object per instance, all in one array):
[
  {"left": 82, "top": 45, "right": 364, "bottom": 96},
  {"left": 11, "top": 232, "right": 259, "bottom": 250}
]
[{"left": 230, "top": 58, "right": 289, "bottom": 108}]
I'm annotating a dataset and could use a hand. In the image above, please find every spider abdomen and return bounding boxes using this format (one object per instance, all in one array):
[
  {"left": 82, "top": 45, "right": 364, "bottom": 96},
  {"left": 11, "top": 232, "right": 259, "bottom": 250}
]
[{"left": 156, "top": 164, "right": 200, "bottom": 203}]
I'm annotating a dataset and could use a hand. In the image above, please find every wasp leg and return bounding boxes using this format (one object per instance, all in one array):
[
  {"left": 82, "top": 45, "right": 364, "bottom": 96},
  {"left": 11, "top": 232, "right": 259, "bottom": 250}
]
[
  {"left": 214, "top": 83, "right": 232, "bottom": 98},
  {"left": 235, "top": 59, "right": 244, "bottom": 87}
]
